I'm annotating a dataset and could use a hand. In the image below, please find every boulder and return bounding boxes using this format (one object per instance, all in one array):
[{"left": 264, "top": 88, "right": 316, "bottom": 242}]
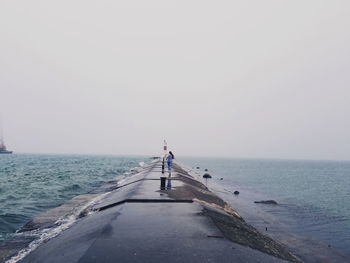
[
  {"left": 202, "top": 173, "right": 212, "bottom": 179},
  {"left": 234, "top": 191, "right": 239, "bottom": 195},
  {"left": 254, "top": 200, "right": 278, "bottom": 205}
]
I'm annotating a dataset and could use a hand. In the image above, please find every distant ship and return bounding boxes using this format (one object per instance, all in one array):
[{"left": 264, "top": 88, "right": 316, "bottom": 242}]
[{"left": 0, "top": 137, "right": 12, "bottom": 154}]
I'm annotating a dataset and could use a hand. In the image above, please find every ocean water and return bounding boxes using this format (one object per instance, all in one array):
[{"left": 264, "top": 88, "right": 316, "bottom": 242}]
[
  {"left": 0, "top": 154, "right": 147, "bottom": 243},
  {"left": 179, "top": 157, "right": 350, "bottom": 259},
  {"left": 1, "top": 154, "right": 350, "bottom": 261}
]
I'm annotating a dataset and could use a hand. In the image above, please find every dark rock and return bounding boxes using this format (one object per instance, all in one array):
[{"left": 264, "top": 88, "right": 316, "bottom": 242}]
[
  {"left": 202, "top": 208, "right": 301, "bottom": 262},
  {"left": 204, "top": 169, "right": 208, "bottom": 171},
  {"left": 220, "top": 178, "right": 223, "bottom": 180},
  {"left": 234, "top": 191, "right": 239, "bottom": 195},
  {"left": 254, "top": 200, "right": 278, "bottom": 205},
  {"left": 202, "top": 173, "right": 212, "bottom": 179},
  {"left": 196, "top": 167, "right": 200, "bottom": 169}
]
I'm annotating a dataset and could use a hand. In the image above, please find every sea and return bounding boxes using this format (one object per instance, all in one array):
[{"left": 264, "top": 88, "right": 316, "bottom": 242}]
[
  {"left": 1, "top": 154, "right": 350, "bottom": 262},
  {"left": 0, "top": 154, "right": 148, "bottom": 244},
  {"left": 179, "top": 157, "right": 350, "bottom": 261}
]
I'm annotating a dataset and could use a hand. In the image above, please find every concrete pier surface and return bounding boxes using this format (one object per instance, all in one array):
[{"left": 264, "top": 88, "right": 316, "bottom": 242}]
[{"left": 13, "top": 160, "right": 300, "bottom": 263}]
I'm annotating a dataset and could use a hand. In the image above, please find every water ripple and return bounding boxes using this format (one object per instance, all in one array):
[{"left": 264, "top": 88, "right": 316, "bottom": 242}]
[{"left": 0, "top": 154, "right": 147, "bottom": 242}]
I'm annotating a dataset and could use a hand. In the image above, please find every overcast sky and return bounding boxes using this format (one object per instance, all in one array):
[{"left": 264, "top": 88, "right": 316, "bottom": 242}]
[{"left": 1, "top": 1, "right": 350, "bottom": 160}]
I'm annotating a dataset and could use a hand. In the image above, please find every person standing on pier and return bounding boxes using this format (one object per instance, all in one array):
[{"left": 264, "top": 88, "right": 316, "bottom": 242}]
[{"left": 167, "top": 151, "right": 175, "bottom": 176}]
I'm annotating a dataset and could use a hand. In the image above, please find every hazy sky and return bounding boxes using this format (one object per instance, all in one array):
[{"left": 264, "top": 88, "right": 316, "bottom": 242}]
[{"left": 1, "top": 1, "right": 350, "bottom": 160}]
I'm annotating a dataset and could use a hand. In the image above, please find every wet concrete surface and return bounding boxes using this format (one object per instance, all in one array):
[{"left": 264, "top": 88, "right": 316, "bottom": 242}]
[
  {"left": 20, "top": 203, "right": 287, "bottom": 263},
  {"left": 17, "top": 161, "right": 298, "bottom": 263}
]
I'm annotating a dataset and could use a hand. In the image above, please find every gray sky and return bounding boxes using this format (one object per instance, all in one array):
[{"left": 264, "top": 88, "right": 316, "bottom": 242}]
[{"left": 1, "top": 1, "right": 350, "bottom": 160}]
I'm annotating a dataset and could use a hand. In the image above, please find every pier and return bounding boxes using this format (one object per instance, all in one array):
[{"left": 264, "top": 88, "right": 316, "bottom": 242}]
[{"left": 17, "top": 160, "right": 299, "bottom": 263}]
